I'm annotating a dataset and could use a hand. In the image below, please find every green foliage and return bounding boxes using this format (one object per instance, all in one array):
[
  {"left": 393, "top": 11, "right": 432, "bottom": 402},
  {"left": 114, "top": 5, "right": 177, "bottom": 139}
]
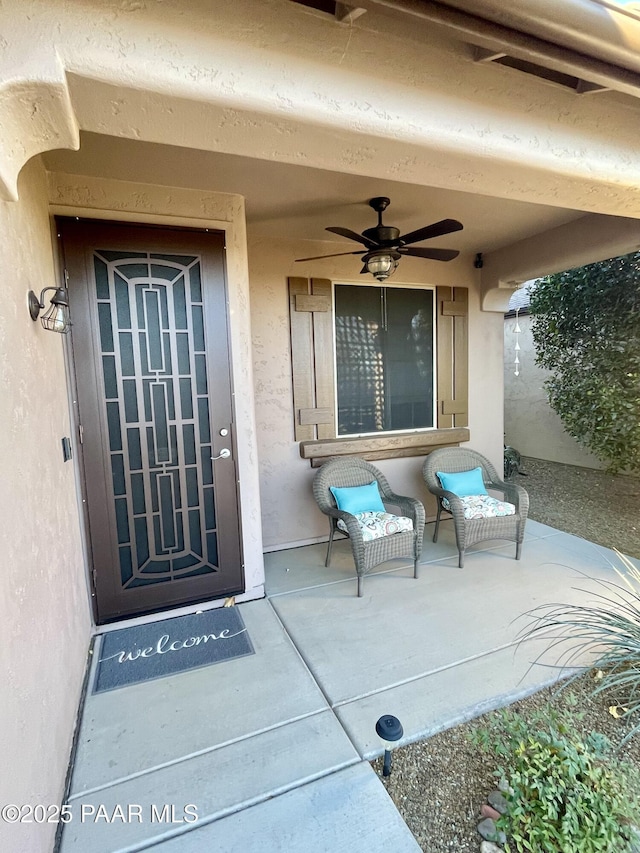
[
  {"left": 529, "top": 254, "right": 640, "bottom": 472},
  {"left": 472, "top": 703, "right": 640, "bottom": 852}
]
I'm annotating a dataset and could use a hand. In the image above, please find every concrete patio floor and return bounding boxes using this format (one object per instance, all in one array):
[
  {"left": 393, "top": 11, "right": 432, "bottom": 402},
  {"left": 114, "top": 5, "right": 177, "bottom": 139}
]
[{"left": 58, "top": 519, "right": 628, "bottom": 853}]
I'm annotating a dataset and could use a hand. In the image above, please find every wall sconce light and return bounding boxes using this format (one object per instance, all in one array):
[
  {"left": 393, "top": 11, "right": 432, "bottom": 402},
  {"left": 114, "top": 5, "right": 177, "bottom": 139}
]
[
  {"left": 375, "top": 714, "right": 404, "bottom": 777},
  {"left": 362, "top": 250, "right": 401, "bottom": 282},
  {"left": 28, "top": 286, "right": 71, "bottom": 334}
]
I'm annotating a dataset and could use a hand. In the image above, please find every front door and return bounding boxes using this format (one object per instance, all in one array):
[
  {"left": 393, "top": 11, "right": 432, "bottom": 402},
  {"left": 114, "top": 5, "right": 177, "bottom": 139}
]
[{"left": 61, "top": 219, "right": 244, "bottom": 623}]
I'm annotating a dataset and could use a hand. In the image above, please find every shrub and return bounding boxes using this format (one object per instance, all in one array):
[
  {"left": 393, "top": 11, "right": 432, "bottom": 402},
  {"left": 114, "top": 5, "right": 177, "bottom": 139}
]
[
  {"left": 523, "top": 551, "right": 640, "bottom": 741},
  {"left": 529, "top": 255, "right": 640, "bottom": 473},
  {"left": 472, "top": 703, "right": 640, "bottom": 852}
]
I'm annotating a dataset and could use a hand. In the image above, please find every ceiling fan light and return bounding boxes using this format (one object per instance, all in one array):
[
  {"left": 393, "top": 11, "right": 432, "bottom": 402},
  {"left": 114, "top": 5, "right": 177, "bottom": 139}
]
[{"left": 365, "top": 252, "right": 399, "bottom": 282}]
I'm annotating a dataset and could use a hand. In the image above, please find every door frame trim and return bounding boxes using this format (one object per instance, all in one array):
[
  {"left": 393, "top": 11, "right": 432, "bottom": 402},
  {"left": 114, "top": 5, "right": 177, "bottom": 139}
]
[{"left": 50, "top": 203, "right": 265, "bottom": 627}]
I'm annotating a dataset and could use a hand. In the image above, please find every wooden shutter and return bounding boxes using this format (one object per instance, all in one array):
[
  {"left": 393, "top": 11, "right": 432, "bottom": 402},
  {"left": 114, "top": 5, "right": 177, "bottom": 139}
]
[
  {"left": 436, "top": 286, "right": 468, "bottom": 428},
  {"left": 290, "top": 277, "right": 470, "bottom": 459},
  {"left": 288, "top": 277, "right": 335, "bottom": 440}
]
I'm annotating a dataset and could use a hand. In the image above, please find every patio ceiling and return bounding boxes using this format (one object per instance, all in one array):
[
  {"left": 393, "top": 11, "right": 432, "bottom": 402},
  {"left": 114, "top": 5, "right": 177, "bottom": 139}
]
[{"left": 43, "top": 132, "right": 586, "bottom": 257}]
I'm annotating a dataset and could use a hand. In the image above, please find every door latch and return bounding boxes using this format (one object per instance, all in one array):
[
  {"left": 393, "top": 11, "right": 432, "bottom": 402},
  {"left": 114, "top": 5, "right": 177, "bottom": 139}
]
[{"left": 211, "top": 448, "right": 231, "bottom": 461}]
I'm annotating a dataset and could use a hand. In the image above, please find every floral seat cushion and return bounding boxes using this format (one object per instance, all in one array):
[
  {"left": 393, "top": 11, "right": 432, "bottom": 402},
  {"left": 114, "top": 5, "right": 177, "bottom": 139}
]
[
  {"left": 442, "top": 494, "right": 516, "bottom": 519},
  {"left": 337, "top": 511, "right": 414, "bottom": 542}
]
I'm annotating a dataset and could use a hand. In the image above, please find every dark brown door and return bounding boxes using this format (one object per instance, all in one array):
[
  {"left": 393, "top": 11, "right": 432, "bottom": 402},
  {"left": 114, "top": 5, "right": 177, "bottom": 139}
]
[{"left": 61, "top": 219, "right": 244, "bottom": 623}]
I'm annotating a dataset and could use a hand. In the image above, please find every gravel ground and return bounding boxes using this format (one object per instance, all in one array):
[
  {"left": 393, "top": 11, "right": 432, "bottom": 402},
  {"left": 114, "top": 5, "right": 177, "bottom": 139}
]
[
  {"left": 374, "top": 675, "right": 640, "bottom": 853},
  {"left": 372, "top": 457, "right": 640, "bottom": 852},
  {"left": 519, "top": 456, "right": 640, "bottom": 559}
]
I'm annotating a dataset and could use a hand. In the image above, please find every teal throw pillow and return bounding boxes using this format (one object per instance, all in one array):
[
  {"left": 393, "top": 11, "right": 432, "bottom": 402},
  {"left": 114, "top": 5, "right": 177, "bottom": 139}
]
[
  {"left": 436, "top": 467, "right": 487, "bottom": 497},
  {"left": 329, "top": 481, "right": 385, "bottom": 515}
]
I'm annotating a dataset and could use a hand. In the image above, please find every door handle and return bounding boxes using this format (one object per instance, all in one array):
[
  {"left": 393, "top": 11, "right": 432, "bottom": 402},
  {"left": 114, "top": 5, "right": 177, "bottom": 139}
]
[{"left": 211, "top": 448, "right": 231, "bottom": 461}]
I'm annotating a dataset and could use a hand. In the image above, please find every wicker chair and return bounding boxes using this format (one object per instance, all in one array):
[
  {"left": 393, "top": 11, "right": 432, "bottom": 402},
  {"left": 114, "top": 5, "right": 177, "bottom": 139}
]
[
  {"left": 422, "top": 447, "right": 529, "bottom": 568},
  {"left": 313, "top": 457, "right": 425, "bottom": 597}
]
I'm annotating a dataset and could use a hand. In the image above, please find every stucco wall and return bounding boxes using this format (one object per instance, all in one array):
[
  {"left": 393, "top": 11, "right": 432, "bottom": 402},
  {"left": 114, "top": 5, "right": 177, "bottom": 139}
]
[
  {"left": 504, "top": 313, "right": 605, "bottom": 468},
  {"left": 47, "top": 169, "right": 504, "bottom": 552},
  {"left": 4, "top": 0, "right": 640, "bottom": 220},
  {"left": 248, "top": 235, "right": 504, "bottom": 548},
  {"left": 0, "top": 159, "right": 91, "bottom": 853}
]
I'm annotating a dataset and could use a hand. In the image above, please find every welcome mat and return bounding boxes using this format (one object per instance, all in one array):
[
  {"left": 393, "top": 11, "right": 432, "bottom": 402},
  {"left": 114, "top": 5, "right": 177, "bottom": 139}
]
[{"left": 93, "top": 608, "right": 254, "bottom": 693}]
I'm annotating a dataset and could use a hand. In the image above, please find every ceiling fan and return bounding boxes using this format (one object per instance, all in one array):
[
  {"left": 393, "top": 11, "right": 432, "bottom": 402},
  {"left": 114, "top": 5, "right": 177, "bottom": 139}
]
[{"left": 295, "top": 196, "right": 463, "bottom": 281}]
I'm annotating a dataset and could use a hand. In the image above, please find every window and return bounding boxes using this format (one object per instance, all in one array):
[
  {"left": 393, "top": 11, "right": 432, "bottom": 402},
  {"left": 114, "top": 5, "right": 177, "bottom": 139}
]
[
  {"left": 334, "top": 284, "right": 435, "bottom": 435},
  {"left": 288, "top": 276, "right": 468, "bottom": 464}
]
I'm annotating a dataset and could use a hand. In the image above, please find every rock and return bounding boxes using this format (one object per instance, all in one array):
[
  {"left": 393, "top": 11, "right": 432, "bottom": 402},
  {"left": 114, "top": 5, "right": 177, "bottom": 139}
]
[
  {"left": 480, "top": 803, "right": 501, "bottom": 821},
  {"left": 488, "top": 790, "right": 509, "bottom": 815},
  {"left": 497, "top": 777, "right": 513, "bottom": 795},
  {"left": 477, "top": 818, "right": 496, "bottom": 841},
  {"left": 480, "top": 842, "right": 505, "bottom": 853},
  {"left": 477, "top": 818, "right": 506, "bottom": 845}
]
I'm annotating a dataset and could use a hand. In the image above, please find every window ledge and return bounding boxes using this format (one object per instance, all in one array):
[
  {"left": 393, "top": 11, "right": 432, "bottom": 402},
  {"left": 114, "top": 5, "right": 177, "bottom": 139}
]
[{"left": 300, "top": 427, "right": 470, "bottom": 467}]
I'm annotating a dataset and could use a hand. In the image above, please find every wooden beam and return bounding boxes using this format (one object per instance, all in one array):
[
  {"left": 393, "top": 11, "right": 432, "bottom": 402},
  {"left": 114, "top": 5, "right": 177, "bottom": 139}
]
[
  {"left": 295, "top": 293, "right": 331, "bottom": 312},
  {"left": 441, "top": 400, "right": 467, "bottom": 416},
  {"left": 309, "top": 439, "right": 469, "bottom": 467},
  {"left": 335, "top": 2, "right": 367, "bottom": 23},
  {"left": 452, "top": 287, "right": 469, "bottom": 429},
  {"left": 299, "top": 407, "right": 333, "bottom": 425},
  {"left": 442, "top": 298, "right": 468, "bottom": 316},
  {"left": 300, "top": 427, "right": 470, "bottom": 460},
  {"left": 437, "top": 287, "right": 454, "bottom": 428},
  {"left": 473, "top": 45, "right": 507, "bottom": 63},
  {"left": 289, "top": 277, "right": 315, "bottom": 441},
  {"left": 575, "top": 79, "right": 610, "bottom": 95},
  {"left": 311, "top": 279, "right": 336, "bottom": 440}
]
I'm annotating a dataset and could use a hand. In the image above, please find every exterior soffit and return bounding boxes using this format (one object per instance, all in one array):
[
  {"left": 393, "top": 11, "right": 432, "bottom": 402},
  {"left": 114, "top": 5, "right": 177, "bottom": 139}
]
[
  {"left": 344, "top": 0, "right": 640, "bottom": 97},
  {"left": 432, "top": 0, "right": 640, "bottom": 75},
  {"left": 2, "top": 0, "right": 640, "bottom": 223},
  {"left": 63, "top": 69, "right": 640, "bottom": 219},
  {"left": 480, "top": 213, "right": 640, "bottom": 311},
  {"left": 0, "top": 52, "right": 79, "bottom": 201}
]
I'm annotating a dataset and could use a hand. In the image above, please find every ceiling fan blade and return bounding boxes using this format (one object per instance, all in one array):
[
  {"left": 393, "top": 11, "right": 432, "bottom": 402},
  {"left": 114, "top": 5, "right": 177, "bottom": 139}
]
[
  {"left": 295, "top": 250, "right": 366, "bottom": 262},
  {"left": 400, "top": 247, "right": 460, "bottom": 261},
  {"left": 325, "top": 226, "right": 378, "bottom": 248},
  {"left": 398, "top": 218, "right": 463, "bottom": 246}
]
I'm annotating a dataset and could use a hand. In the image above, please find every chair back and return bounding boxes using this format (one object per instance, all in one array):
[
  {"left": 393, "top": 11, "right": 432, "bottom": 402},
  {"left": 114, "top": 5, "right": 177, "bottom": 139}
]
[
  {"left": 313, "top": 456, "right": 389, "bottom": 514},
  {"left": 423, "top": 447, "right": 500, "bottom": 491}
]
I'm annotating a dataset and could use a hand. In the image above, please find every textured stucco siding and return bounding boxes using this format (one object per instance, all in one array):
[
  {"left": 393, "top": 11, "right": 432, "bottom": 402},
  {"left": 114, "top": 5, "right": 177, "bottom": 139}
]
[
  {"left": 3, "top": 0, "right": 640, "bottom": 219},
  {"left": 0, "top": 159, "right": 91, "bottom": 853},
  {"left": 504, "top": 313, "right": 605, "bottom": 468}
]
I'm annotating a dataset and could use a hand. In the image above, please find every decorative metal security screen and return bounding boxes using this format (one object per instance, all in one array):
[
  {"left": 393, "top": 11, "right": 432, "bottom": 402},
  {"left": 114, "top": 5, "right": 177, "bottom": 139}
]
[
  {"left": 62, "top": 221, "right": 243, "bottom": 623},
  {"left": 335, "top": 285, "right": 435, "bottom": 435},
  {"left": 95, "top": 250, "right": 219, "bottom": 587}
]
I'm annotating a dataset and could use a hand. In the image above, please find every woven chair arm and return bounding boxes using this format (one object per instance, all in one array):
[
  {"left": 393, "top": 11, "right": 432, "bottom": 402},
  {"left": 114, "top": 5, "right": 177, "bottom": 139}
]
[
  {"left": 323, "top": 507, "right": 366, "bottom": 543},
  {"left": 428, "top": 485, "right": 453, "bottom": 500},
  {"left": 429, "top": 487, "right": 468, "bottom": 524},
  {"left": 486, "top": 481, "right": 529, "bottom": 513},
  {"left": 382, "top": 494, "right": 425, "bottom": 527}
]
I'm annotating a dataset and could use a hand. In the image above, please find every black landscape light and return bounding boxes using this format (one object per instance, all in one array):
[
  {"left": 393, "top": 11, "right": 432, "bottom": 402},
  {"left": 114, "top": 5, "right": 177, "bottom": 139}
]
[{"left": 376, "top": 714, "right": 403, "bottom": 777}]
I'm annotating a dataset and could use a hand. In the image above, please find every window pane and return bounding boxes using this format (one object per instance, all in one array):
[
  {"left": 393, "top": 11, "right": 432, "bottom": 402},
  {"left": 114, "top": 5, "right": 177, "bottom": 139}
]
[
  {"left": 386, "top": 288, "right": 434, "bottom": 431},
  {"left": 335, "top": 285, "right": 384, "bottom": 434},
  {"left": 335, "top": 285, "right": 434, "bottom": 435}
]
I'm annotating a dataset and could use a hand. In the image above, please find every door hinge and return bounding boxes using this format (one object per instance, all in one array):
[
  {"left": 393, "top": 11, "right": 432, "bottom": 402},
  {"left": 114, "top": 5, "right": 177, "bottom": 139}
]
[{"left": 78, "top": 424, "right": 84, "bottom": 444}]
